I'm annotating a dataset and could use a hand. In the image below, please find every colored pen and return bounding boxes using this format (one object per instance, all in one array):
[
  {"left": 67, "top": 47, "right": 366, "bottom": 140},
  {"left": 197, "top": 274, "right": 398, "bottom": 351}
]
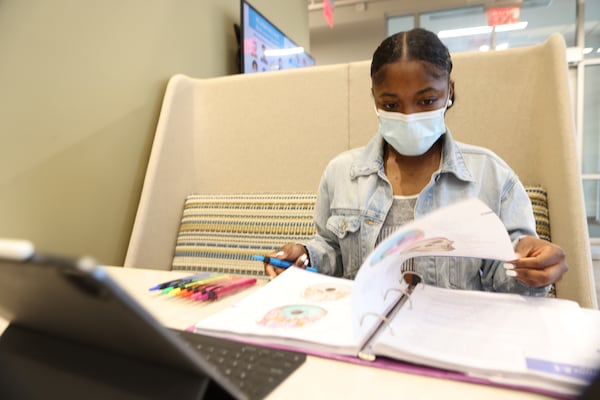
[
  {"left": 251, "top": 255, "right": 318, "bottom": 273},
  {"left": 195, "top": 278, "right": 257, "bottom": 301},
  {"left": 149, "top": 272, "right": 212, "bottom": 291},
  {"left": 175, "top": 275, "right": 229, "bottom": 296},
  {"left": 187, "top": 283, "right": 222, "bottom": 299},
  {"left": 169, "top": 275, "right": 227, "bottom": 296},
  {"left": 162, "top": 275, "right": 220, "bottom": 295},
  {"left": 189, "top": 276, "right": 250, "bottom": 300},
  {"left": 178, "top": 280, "right": 226, "bottom": 298},
  {"left": 181, "top": 276, "right": 236, "bottom": 297}
]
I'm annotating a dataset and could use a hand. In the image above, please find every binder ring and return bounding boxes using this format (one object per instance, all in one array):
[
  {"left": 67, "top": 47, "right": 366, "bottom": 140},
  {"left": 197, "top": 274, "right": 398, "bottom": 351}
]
[
  {"left": 384, "top": 286, "right": 407, "bottom": 301},
  {"left": 381, "top": 271, "right": 424, "bottom": 309},
  {"left": 384, "top": 287, "right": 413, "bottom": 309},
  {"left": 359, "top": 312, "right": 394, "bottom": 336}
]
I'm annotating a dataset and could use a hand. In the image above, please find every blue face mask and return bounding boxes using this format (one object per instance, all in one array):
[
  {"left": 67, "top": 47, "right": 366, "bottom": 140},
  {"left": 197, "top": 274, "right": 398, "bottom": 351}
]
[{"left": 376, "top": 106, "right": 448, "bottom": 156}]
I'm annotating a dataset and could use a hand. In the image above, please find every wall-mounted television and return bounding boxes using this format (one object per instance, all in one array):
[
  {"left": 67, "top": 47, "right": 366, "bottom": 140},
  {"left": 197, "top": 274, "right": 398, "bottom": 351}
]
[{"left": 240, "top": 0, "right": 315, "bottom": 74}]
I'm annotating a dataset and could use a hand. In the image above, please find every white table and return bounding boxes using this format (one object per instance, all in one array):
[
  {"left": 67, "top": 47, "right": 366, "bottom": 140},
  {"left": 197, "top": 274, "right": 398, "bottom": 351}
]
[
  {"left": 91, "top": 266, "right": 556, "bottom": 400},
  {"left": 0, "top": 265, "right": 567, "bottom": 399}
]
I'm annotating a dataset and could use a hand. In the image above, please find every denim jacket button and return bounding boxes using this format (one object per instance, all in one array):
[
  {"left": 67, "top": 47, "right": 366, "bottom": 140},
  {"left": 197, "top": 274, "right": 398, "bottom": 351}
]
[{"left": 341, "top": 220, "right": 347, "bottom": 231}]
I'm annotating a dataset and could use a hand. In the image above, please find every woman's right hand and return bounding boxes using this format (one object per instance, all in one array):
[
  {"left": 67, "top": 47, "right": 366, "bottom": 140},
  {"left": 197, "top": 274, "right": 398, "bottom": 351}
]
[{"left": 264, "top": 243, "right": 309, "bottom": 279}]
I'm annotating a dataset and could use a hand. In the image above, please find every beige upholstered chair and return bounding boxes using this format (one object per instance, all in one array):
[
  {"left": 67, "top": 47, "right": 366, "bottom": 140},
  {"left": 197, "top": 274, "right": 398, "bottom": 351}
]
[
  {"left": 125, "top": 33, "right": 597, "bottom": 308},
  {"left": 348, "top": 34, "right": 596, "bottom": 308}
]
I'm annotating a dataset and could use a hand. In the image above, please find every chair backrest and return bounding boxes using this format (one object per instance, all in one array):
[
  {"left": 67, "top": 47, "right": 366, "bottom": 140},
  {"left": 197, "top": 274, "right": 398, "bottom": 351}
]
[{"left": 125, "top": 34, "right": 597, "bottom": 308}]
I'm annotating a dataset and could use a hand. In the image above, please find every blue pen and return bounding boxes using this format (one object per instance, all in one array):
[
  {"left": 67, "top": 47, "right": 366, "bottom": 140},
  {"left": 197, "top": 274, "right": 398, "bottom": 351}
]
[{"left": 252, "top": 255, "right": 318, "bottom": 273}]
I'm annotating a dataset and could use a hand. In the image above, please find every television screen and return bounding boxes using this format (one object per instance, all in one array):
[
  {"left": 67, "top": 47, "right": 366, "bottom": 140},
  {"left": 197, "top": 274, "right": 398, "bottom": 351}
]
[{"left": 240, "top": 0, "right": 315, "bottom": 74}]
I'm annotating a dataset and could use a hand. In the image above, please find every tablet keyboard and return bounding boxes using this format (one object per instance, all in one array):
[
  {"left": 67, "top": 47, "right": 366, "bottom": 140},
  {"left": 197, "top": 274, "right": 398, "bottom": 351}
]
[{"left": 173, "top": 329, "right": 306, "bottom": 399}]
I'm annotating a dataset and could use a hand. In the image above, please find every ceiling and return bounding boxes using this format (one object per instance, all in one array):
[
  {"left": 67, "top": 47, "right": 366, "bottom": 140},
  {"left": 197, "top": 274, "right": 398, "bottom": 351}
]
[
  {"left": 307, "top": 0, "right": 533, "bottom": 29},
  {"left": 306, "top": 0, "right": 600, "bottom": 54}
]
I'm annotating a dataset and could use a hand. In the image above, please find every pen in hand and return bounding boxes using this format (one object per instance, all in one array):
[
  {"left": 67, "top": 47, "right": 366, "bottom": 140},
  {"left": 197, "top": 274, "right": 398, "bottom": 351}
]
[{"left": 252, "top": 255, "right": 318, "bottom": 273}]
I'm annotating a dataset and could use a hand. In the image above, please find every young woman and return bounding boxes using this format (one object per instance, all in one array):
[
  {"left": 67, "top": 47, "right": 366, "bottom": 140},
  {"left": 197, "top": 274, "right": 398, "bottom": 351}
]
[{"left": 265, "top": 28, "right": 567, "bottom": 295}]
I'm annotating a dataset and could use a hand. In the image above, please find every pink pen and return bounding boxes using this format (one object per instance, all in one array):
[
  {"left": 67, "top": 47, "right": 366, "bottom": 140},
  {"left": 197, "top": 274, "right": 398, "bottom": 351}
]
[
  {"left": 189, "top": 282, "right": 225, "bottom": 300},
  {"left": 183, "top": 281, "right": 223, "bottom": 299},
  {"left": 189, "top": 276, "right": 247, "bottom": 300},
  {"left": 196, "top": 278, "right": 257, "bottom": 301}
]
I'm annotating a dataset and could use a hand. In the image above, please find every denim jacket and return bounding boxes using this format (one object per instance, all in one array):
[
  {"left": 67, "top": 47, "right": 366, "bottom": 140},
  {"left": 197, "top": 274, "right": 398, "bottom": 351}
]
[{"left": 304, "top": 131, "right": 549, "bottom": 296}]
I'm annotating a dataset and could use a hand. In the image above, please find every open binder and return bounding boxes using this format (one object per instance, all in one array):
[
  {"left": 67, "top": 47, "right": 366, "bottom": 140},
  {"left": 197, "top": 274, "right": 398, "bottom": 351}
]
[{"left": 193, "top": 199, "right": 600, "bottom": 399}]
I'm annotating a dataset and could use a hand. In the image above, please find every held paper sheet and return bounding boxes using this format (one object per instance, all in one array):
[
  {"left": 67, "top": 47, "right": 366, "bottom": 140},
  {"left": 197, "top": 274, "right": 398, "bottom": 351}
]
[{"left": 352, "top": 197, "right": 517, "bottom": 338}]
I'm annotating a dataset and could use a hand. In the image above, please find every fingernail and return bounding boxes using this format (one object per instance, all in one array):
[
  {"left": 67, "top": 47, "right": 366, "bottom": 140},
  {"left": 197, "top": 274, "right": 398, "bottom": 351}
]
[
  {"left": 275, "top": 251, "right": 284, "bottom": 257},
  {"left": 506, "top": 270, "right": 518, "bottom": 277},
  {"left": 503, "top": 263, "right": 514, "bottom": 270}
]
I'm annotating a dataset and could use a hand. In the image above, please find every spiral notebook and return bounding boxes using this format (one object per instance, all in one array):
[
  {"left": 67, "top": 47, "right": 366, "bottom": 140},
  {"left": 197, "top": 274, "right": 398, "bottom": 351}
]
[{"left": 193, "top": 199, "right": 600, "bottom": 399}]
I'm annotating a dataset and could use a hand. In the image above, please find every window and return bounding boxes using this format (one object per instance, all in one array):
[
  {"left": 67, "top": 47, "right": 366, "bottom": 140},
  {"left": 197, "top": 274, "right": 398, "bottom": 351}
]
[
  {"left": 386, "top": 14, "right": 413, "bottom": 37},
  {"left": 580, "top": 0, "right": 600, "bottom": 240},
  {"left": 584, "top": 0, "right": 600, "bottom": 59},
  {"left": 388, "top": 0, "right": 600, "bottom": 240},
  {"left": 582, "top": 62, "right": 600, "bottom": 238},
  {"left": 388, "top": 0, "right": 576, "bottom": 53}
]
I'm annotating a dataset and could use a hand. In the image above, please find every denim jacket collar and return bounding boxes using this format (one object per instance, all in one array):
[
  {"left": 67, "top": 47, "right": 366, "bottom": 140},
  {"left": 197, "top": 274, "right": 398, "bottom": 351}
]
[{"left": 349, "top": 130, "right": 475, "bottom": 183}]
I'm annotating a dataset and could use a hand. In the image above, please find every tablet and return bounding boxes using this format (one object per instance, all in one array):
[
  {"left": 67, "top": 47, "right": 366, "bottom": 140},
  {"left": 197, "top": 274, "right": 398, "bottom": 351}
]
[{"left": 0, "top": 239, "right": 304, "bottom": 399}]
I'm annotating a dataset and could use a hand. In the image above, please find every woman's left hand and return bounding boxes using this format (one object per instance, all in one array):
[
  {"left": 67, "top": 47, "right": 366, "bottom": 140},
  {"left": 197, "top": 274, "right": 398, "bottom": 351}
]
[{"left": 508, "top": 236, "right": 568, "bottom": 287}]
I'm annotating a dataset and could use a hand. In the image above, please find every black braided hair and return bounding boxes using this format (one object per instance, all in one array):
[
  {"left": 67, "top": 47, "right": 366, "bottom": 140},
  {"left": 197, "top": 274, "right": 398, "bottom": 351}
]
[{"left": 370, "top": 28, "right": 455, "bottom": 105}]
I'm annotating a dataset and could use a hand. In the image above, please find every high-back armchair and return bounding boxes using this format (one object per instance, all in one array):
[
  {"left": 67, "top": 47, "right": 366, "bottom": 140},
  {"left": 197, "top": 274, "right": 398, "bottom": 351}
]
[{"left": 125, "top": 33, "right": 597, "bottom": 308}]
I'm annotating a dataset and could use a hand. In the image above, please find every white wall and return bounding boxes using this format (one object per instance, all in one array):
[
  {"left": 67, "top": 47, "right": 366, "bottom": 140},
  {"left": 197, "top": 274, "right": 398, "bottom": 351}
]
[
  {"left": 310, "top": 18, "right": 384, "bottom": 65},
  {"left": 308, "top": 0, "right": 469, "bottom": 65},
  {"left": 0, "top": 0, "right": 308, "bottom": 265}
]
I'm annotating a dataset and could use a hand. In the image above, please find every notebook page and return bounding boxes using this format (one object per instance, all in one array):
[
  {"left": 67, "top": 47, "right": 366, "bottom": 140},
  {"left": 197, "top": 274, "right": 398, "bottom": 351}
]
[
  {"left": 372, "top": 285, "right": 600, "bottom": 392},
  {"left": 194, "top": 267, "right": 360, "bottom": 355}
]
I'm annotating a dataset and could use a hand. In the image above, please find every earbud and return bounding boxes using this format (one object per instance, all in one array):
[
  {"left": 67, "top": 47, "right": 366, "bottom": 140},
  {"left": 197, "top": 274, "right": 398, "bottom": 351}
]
[{"left": 448, "top": 99, "right": 453, "bottom": 107}]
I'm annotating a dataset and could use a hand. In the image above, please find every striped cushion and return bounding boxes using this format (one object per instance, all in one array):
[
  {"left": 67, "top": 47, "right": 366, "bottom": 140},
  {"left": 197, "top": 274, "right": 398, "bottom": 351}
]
[
  {"left": 524, "top": 185, "right": 554, "bottom": 297},
  {"left": 172, "top": 193, "right": 317, "bottom": 278},
  {"left": 525, "top": 186, "right": 551, "bottom": 242},
  {"left": 172, "top": 187, "right": 551, "bottom": 281}
]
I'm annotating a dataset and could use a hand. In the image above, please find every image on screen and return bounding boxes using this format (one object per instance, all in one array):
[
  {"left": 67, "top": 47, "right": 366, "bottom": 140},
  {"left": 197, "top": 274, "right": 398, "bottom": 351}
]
[{"left": 241, "top": 1, "right": 315, "bottom": 74}]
